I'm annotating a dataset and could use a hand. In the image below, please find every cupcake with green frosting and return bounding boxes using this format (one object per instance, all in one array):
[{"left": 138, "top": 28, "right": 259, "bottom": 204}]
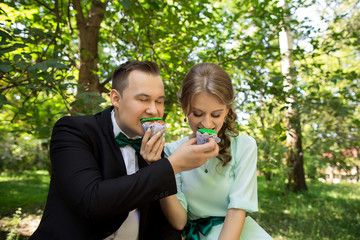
[
  {"left": 141, "top": 117, "right": 166, "bottom": 138},
  {"left": 196, "top": 128, "right": 221, "bottom": 145}
]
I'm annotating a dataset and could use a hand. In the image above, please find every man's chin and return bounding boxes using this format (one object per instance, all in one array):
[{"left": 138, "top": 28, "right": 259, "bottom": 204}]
[
  {"left": 122, "top": 128, "right": 143, "bottom": 139},
  {"left": 134, "top": 128, "right": 145, "bottom": 138}
]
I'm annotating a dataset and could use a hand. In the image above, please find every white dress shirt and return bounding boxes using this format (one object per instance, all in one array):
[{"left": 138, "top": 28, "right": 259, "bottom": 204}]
[{"left": 103, "top": 110, "right": 141, "bottom": 240}]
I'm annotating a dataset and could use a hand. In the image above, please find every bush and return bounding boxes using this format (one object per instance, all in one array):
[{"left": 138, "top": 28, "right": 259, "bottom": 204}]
[{"left": 0, "top": 133, "right": 50, "bottom": 172}]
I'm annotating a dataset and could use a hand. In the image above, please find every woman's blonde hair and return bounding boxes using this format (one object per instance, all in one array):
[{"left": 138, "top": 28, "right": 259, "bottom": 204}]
[{"left": 178, "top": 63, "right": 238, "bottom": 166}]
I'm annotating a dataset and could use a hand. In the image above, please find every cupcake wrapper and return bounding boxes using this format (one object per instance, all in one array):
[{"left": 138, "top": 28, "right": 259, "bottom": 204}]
[
  {"left": 142, "top": 122, "right": 166, "bottom": 138},
  {"left": 196, "top": 131, "right": 221, "bottom": 145}
]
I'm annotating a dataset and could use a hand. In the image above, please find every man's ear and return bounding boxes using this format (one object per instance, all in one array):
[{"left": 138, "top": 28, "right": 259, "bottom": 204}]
[{"left": 110, "top": 89, "right": 121, "bottom": 108}]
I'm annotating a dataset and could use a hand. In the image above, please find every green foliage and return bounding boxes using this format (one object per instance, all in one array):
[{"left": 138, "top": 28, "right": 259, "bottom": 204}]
[
  {"left": 0, "top": 0, "right": 358, "bottom": 184},
  {"left": 297, "top": 0, "right": 360, "bottom": 176},
  {"left": 0, "top": 132, "right": 50, "bottom": 172},
  {"left": 5, "top": 208, "right": 22, "bottom": 240},
  {"left": 0, "top": 2, "right": 76, "bottom": 141}
]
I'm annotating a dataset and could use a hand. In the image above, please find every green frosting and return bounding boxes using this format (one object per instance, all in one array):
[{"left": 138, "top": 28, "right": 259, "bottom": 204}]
[
  {"left": 140, "top": 117, "right": 163, "bottom": 123},
  {"left": 198, "top": 128, "right": 217, "bottom": 135}
]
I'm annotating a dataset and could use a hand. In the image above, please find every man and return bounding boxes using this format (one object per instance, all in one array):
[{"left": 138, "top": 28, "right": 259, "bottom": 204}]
[{"left": 30, "top": 60, "right": 219, "bottom": 239}]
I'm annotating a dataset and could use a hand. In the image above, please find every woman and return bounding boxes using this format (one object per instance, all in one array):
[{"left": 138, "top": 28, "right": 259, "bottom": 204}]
[{"left": 160, "top": 63, "right": 272, "bottom": 240}]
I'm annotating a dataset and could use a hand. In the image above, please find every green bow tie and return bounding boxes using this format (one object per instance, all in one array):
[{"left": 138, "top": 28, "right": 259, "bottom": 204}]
[
  {"left": 115, "top": 132, "right": 142, "bottom": 153},
  {"left": 183, "top": 217, "right": 225, "bottom": 240}
]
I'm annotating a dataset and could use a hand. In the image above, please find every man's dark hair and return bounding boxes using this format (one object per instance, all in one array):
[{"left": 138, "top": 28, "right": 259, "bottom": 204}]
[{"left": 112, "top": 60, "right": 160, "bottom": 95}]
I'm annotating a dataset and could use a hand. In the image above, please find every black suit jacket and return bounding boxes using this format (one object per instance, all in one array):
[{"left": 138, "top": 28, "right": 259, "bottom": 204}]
[{"left": 30, "top": 107, "right": 180, "bottom": 240}]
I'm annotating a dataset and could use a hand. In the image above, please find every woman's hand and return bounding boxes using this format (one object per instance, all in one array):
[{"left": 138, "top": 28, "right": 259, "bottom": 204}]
[
  {"left": 140, "top": 128, "right": 165, "bottom": 164},
  {"left": 168, "top": 137, "right": 219, "bottom": 174}
]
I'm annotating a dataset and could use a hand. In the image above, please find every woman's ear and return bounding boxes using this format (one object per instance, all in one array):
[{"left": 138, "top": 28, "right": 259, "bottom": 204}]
[
  {"left": 182, "top": 105, "right": 189, "bottom": 117},
  {"left": 110, "top": 89, "right": 121, "bottom": 108},
  {"left": 224, "top": 108, "right": 230, "bottom": 121},
  {"left": 181, "top": 106, "right": 186, "bottom": 115}
]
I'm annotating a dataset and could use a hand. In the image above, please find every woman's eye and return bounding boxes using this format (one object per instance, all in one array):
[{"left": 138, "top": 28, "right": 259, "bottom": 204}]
[
  {"left": 211, "top": 114, "right": 221, "bottom": 118},
  {"left": 193, "top": 112, "right": 202, "bottom": 117}
]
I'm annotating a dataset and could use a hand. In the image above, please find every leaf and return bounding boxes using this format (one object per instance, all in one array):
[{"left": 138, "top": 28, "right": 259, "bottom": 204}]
[
  {"left": 55, "top": 63, "right": 68, "bottom": 69},
  {"left": 121, "top": 0, "right": 131, "bottom": 10},
  {"left": 13, "top": 54, "right": 22, "bottom": 61},
  {"left": 13, "top": 43, "right": 27, "bottom": 48},
  {"left": 28, "top": 59, "right": 68, "bottom": 71},
  {"left": 15, "top": 61, "right": 27, "bottom": 69},
  {"left": 0, "top": 63, "right": 13, "bottom": 72},
  {"left": 0, "top": 41, "right": 11, "bottom": 46},
  {"left": 268, "top": 104, "right": 274, "bottom": 113},
  {"left": 28, "top": 62, "right": 44, "bottom": 71},
  {"left": 279, "top": 106, "right": 288, "bottom": 111},
  {"left": 0, "top": 94, "right": 9, "bottom": 108},
  {"left": 0, "top": 29, "right": 13, "bottom": 40},
  {"left": 22, "top": 53, "right": 32, "bottom": 60},
  {"left": 273, "top": 123, "right": 283, "bottom": 132},
  {"left": 0, "top": 46, "right": 16, "bottom": 54},
  {"left": 149, "top": 0, "right": 161, "bottom": 10}
]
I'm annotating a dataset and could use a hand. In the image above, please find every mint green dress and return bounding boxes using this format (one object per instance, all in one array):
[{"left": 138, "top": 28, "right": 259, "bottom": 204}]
[{"left": 164, "top": 135, "right": 273, "bottom": 240}]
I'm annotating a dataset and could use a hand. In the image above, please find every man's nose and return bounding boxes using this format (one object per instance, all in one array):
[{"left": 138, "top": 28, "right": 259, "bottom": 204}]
[{"left": 146, "top": 101, "right": 158, "bottom": 115}]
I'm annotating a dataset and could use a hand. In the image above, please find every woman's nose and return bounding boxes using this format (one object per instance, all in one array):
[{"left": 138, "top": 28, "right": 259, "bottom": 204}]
[{"left": 201, "top": 116, "right": 212, "bottom": 129}]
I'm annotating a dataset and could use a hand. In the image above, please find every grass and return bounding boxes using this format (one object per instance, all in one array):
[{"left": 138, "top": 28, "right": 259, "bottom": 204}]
[
  {"left": 250, "top": 177, "right": 360, "bottom": 240},
  {"left": 0, "top": 170, "right": 49, "bottom": 239},
  {"left": 0, "top": 170, "right": 49, "bottom": 217},
  {"left": 0, "top": 171, "right": 359, "bottom": 239}
]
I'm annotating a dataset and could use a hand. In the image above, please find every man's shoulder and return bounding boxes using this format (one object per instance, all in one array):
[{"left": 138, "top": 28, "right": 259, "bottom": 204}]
[
  {"left": 52, "top": 107, "right": 113, "bottom": 137},
  {"left": 55, "top": 107, "right": 112, "bottom": 125}
]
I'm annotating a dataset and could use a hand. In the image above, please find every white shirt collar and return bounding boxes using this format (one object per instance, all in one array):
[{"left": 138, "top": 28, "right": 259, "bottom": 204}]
[{"left": 111, "top": 109, "right": 141, "bottom": 140}]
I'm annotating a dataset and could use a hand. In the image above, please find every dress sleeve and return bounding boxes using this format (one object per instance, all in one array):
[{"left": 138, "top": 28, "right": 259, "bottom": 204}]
[
  {"left": 228, "top": 135, "right": 258, "bottom": 212},
  {"left": 164, "top": 142, "right": 188, "bottom": 212}
]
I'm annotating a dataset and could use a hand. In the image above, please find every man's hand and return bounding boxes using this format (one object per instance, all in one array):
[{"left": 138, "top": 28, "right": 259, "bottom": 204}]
[
  {"left": 140, "top": 129, "right": 165, "bottom": 164},
  {"left": 168, "top": 137, "right": 219, "bottom": 174}
]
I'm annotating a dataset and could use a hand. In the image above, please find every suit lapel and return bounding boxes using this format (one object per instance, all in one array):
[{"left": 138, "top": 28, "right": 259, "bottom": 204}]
[
  {"left": 97, "top": 106, "right": 127, "bottom": 174},
  {"left": 98, "top": 107, "right": 152, "bottom": 239}
]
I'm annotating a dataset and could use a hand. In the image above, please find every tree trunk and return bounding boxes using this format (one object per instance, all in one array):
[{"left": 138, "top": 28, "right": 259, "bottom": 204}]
[
  {"left": 279, "top": 0, "right": 307, "bottom": 192},
  {"left": 71, "top": 0, "right": 108, "bottom": 115},
  {"left": 259, "top": 91, "right": 272, "bottom": 181}
]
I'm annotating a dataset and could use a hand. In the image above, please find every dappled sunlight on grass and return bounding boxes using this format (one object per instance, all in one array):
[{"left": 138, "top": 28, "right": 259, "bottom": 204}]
[
  {"left": 0, "top": 170, "right": 49, "bottom": 216},
  {"left": 0, "top": 171, "right": 359, "bottom": 239},
  {"left": 252, "top": 177, "right": 360, "bottom": 240}
]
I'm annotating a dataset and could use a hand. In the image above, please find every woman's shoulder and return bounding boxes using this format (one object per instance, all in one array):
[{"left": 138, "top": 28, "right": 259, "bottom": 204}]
[
  {"left": 228, "top": 134, "right": 257, "bottom": 166},
  {"left": 230, "top": 134, "right": 257, "bottom": 150}
]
